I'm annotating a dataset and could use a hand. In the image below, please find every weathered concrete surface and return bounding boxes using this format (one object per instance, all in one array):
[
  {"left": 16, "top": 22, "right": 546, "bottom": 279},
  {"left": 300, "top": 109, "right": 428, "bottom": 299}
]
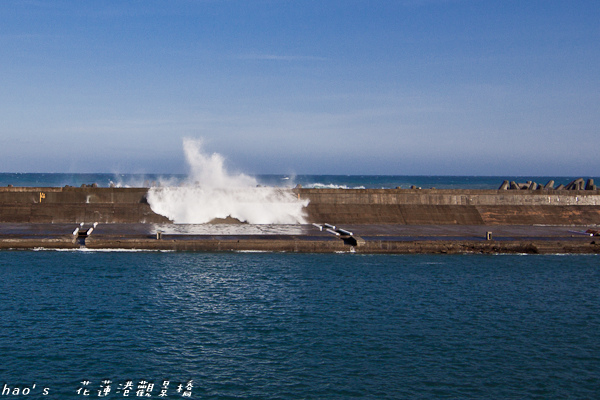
[
  {"left": 1, "top": 222, "right": 598, "bottom": 254},
  {"left": 298, "top": 188, "right": 600, "bottom": 206},
  {"left": 2, "top": 186, "right": 600, "bottom": 225},
  {"left": 353, "top": 239, "right": 600, "bottom": 254},
  {"left": 3, "top": 235, "right": 597, "bottom": 254},
  {"left": 299, "top": 188, "right": 600, "bottom": 225},
  {"left": 0, "top": 237, "right": 78, "bottom": 250},
  {"left": 0, "top": 187, "right": 168, "bottom": 223},
  {"left": 1, "top": 186, "right": 600, "bottom": 253}
]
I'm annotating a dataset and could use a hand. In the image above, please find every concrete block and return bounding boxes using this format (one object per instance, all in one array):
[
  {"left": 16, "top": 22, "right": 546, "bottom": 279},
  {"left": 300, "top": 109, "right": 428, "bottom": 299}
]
[{"left": 586, "top": 179, "right": 595, "bottom": 190}]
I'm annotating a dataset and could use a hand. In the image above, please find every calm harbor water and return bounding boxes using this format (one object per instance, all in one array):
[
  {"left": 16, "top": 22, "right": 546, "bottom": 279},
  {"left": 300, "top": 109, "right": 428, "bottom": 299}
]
[{"left": 0, "top": 251, "right": 599, "bottom": 399}]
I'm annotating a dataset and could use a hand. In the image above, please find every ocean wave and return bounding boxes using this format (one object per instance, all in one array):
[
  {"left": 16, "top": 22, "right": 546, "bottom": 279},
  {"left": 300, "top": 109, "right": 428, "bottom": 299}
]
[
  {"left": 146, "top": 139, "right": 308, "bottom": 224},
  {"left": 304, "top": 183, "right": 366, "bottom": 189}
]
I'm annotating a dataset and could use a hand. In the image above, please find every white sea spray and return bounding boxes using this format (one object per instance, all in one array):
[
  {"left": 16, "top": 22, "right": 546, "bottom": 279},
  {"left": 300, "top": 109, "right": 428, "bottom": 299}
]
[{"left": 146, "top": 138, "right": 308, "bottom": 224}]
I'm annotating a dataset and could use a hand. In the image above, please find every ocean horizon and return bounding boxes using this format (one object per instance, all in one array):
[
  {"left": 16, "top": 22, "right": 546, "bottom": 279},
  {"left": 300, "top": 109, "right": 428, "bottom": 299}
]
[{"left": 1, "top": 172, "right": 598, "bottom": 190}]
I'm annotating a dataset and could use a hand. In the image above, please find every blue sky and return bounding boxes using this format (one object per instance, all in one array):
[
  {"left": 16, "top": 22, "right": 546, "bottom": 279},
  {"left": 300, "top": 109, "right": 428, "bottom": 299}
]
[{"left": 0, "top": 0, "right": 598, "bottom": 175}]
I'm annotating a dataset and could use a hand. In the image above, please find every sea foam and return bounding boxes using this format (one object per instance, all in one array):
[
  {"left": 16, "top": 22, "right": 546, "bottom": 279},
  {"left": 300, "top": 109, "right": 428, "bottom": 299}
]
[{"left": 146, "top": 139, "right": 308, "bottom": 224}]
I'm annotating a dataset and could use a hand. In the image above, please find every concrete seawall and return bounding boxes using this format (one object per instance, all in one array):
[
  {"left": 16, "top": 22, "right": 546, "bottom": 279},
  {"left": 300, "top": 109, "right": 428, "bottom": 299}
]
[
  {"left": 0, "top": 187, "right": 168, "bottom": 223},
  {"left": 302, "top": 189, "right": 600, "bottom": 225},
  {"left": 1, "top": 186, "right": 599, "bottom": 253},
  {"left": 1, "top": 186, "right": 600, "bottom": 225}
]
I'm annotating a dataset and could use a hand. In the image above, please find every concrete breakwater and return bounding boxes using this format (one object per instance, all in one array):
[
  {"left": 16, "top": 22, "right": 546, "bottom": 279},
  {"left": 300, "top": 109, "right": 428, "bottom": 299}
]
[
  {"left": 0, "top": 186, "right": 169, "bottom": 224},
  {"left": 300, "top": 188, "right": 600, "bottom": 225},
  {"left": 1, "top": 186, "right": 599, "bottom": 253},
  {"left": 1, "top": 186, "right": 600, "bottom": 225}
]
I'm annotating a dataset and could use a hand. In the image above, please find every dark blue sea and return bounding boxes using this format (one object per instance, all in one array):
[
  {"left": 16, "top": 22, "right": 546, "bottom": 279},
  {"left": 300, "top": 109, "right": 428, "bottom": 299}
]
[
  {"left": 0, "top": 252, "right": 599, "bottom": 399},
  {"left": 1, "top": 173, "right": 598, "bottom": 190},
  {"left": 1, "top": 174, "right": 600, "bottom": 399}
]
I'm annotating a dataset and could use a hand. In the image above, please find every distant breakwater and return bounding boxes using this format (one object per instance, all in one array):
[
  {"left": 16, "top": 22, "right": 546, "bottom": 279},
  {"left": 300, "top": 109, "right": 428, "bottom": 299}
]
[{"left": 498, "top": 177, "right": 597, "bottom": 191}]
